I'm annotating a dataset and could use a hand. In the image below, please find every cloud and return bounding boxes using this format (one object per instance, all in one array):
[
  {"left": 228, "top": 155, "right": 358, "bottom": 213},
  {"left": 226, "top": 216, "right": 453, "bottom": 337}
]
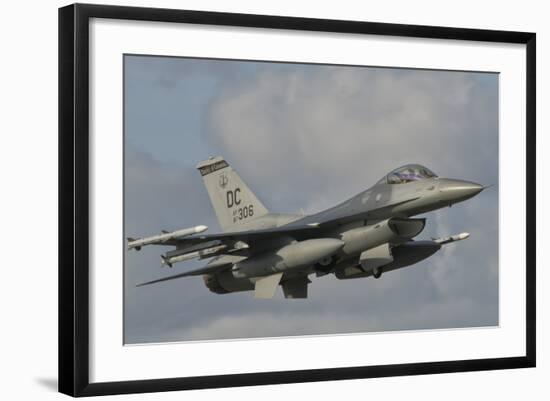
[
  {"left": 205, "top": 67, "right": 497, "bottom": 211},
  {"left": 146, "top": 293, "right": 497, "bottom": 343}
]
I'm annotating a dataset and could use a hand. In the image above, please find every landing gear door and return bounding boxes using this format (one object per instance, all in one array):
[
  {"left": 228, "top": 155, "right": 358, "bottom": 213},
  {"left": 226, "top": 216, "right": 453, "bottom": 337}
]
[{"left": 359, "top": 243, "right": 393, "bottom": 273}]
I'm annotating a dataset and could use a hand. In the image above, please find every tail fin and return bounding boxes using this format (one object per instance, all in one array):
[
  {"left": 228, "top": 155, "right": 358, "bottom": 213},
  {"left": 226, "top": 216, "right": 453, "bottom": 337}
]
[{"left": 196, "top": 156, "right": 269, "bottom": 232}]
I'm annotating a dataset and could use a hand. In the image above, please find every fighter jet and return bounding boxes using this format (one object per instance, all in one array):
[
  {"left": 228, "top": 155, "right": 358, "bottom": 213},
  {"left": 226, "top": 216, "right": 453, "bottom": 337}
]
[{"left": 129, "top": 156, "right": 485, "bottom": 299}]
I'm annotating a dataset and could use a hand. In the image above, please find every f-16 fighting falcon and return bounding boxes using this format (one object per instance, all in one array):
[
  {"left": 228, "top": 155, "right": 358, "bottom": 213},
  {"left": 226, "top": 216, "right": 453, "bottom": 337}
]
[{"left": 129, "top": 157, "right": 486, "bottom": 299}]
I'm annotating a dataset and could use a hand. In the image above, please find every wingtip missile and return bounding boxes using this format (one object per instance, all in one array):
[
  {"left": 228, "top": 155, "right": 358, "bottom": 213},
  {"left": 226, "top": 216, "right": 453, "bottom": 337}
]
[{"left": 127, "top": 225, "right": 209, "bottom": 250}]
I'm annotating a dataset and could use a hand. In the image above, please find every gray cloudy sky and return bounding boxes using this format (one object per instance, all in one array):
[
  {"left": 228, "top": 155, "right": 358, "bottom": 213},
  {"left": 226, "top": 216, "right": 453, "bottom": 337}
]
[{"left": 124, "top": 55, "right": 499, "bottom": 344}]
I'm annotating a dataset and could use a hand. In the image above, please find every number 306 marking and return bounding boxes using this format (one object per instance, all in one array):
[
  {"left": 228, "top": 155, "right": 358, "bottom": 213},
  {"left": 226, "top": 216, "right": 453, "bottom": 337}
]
[{"left": 237, "top": 205, "right": 254, "bottom": 220}]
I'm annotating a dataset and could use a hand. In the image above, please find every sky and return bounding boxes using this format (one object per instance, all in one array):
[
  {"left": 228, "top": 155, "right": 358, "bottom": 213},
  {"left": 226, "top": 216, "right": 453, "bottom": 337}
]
[{"left": 123, "top": 55, "right": 499, "bottom": 344}]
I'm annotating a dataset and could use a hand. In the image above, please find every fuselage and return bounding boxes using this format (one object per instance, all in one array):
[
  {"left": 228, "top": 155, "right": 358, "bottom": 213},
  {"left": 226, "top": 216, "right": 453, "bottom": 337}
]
[{"left": 234, "top": 176, "right": 483, "bottom": 232}]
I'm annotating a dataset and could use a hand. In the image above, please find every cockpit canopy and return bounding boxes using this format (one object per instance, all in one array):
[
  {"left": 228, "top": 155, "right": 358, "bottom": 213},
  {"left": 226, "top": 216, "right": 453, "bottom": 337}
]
[{"left": 378, "top": 164, "right": 438, "bottom": 185}]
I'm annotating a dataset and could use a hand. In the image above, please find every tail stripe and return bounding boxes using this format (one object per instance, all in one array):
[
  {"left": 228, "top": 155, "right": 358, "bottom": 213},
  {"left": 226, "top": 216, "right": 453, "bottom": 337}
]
[{"left": 198, "top": 160, "right": 229, "bottom": 176}]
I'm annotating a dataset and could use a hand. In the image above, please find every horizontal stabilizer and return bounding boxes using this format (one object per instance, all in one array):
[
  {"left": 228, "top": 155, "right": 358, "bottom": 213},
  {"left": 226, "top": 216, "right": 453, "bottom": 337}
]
[{"left": 136, "top": 263, "right": 232, "bottom": 287}]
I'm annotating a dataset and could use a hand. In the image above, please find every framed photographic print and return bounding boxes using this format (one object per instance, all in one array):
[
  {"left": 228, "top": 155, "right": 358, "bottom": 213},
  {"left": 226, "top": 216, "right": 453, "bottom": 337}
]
[{"left": 58, "top": 3, "right": 536, "bottom": 397}]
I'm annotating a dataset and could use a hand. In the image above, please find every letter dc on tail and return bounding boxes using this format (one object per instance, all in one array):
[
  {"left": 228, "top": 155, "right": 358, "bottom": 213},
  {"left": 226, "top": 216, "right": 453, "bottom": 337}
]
[{"left": 128, "top": 156, "right": 486, "bottom": 299}]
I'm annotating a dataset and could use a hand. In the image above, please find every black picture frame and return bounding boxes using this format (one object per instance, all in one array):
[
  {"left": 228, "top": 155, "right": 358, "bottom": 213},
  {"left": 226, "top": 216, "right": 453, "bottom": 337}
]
[{"left": 59, "top": 3, "right": 536, "bottom": 397}]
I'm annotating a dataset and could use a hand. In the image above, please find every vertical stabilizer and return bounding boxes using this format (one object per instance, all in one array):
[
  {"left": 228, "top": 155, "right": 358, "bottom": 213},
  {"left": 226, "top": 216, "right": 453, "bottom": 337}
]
[{"left": 196, "top": 157, "right": 269, "bottom": 232}]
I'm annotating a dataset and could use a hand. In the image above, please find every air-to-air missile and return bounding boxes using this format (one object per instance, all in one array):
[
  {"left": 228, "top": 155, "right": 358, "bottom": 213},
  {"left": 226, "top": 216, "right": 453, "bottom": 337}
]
[
  {"left": 127, "top": 225, "right": 208, "bottom": 251},
  {"left": 433, "top": 232, "right": 470, "bottom": 244},
  {"left": 161, "top": 244, "right": 227, "bottom": 268}
]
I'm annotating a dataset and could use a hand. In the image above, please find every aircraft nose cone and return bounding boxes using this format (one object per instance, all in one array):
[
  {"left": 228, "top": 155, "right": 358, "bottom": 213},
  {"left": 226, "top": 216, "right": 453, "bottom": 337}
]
[{"left": 439, "top": 179, "right": 484, "bottom": 203}]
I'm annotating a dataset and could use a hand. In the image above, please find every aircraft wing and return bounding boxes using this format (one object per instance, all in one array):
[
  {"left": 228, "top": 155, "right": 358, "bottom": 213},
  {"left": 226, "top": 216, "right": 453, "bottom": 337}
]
[
  {"left": 158, "top": 198, "right": 420, "bottom": 248},
  {"left": 156, "top": 224, "right": 321, "bottom": 247}
]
